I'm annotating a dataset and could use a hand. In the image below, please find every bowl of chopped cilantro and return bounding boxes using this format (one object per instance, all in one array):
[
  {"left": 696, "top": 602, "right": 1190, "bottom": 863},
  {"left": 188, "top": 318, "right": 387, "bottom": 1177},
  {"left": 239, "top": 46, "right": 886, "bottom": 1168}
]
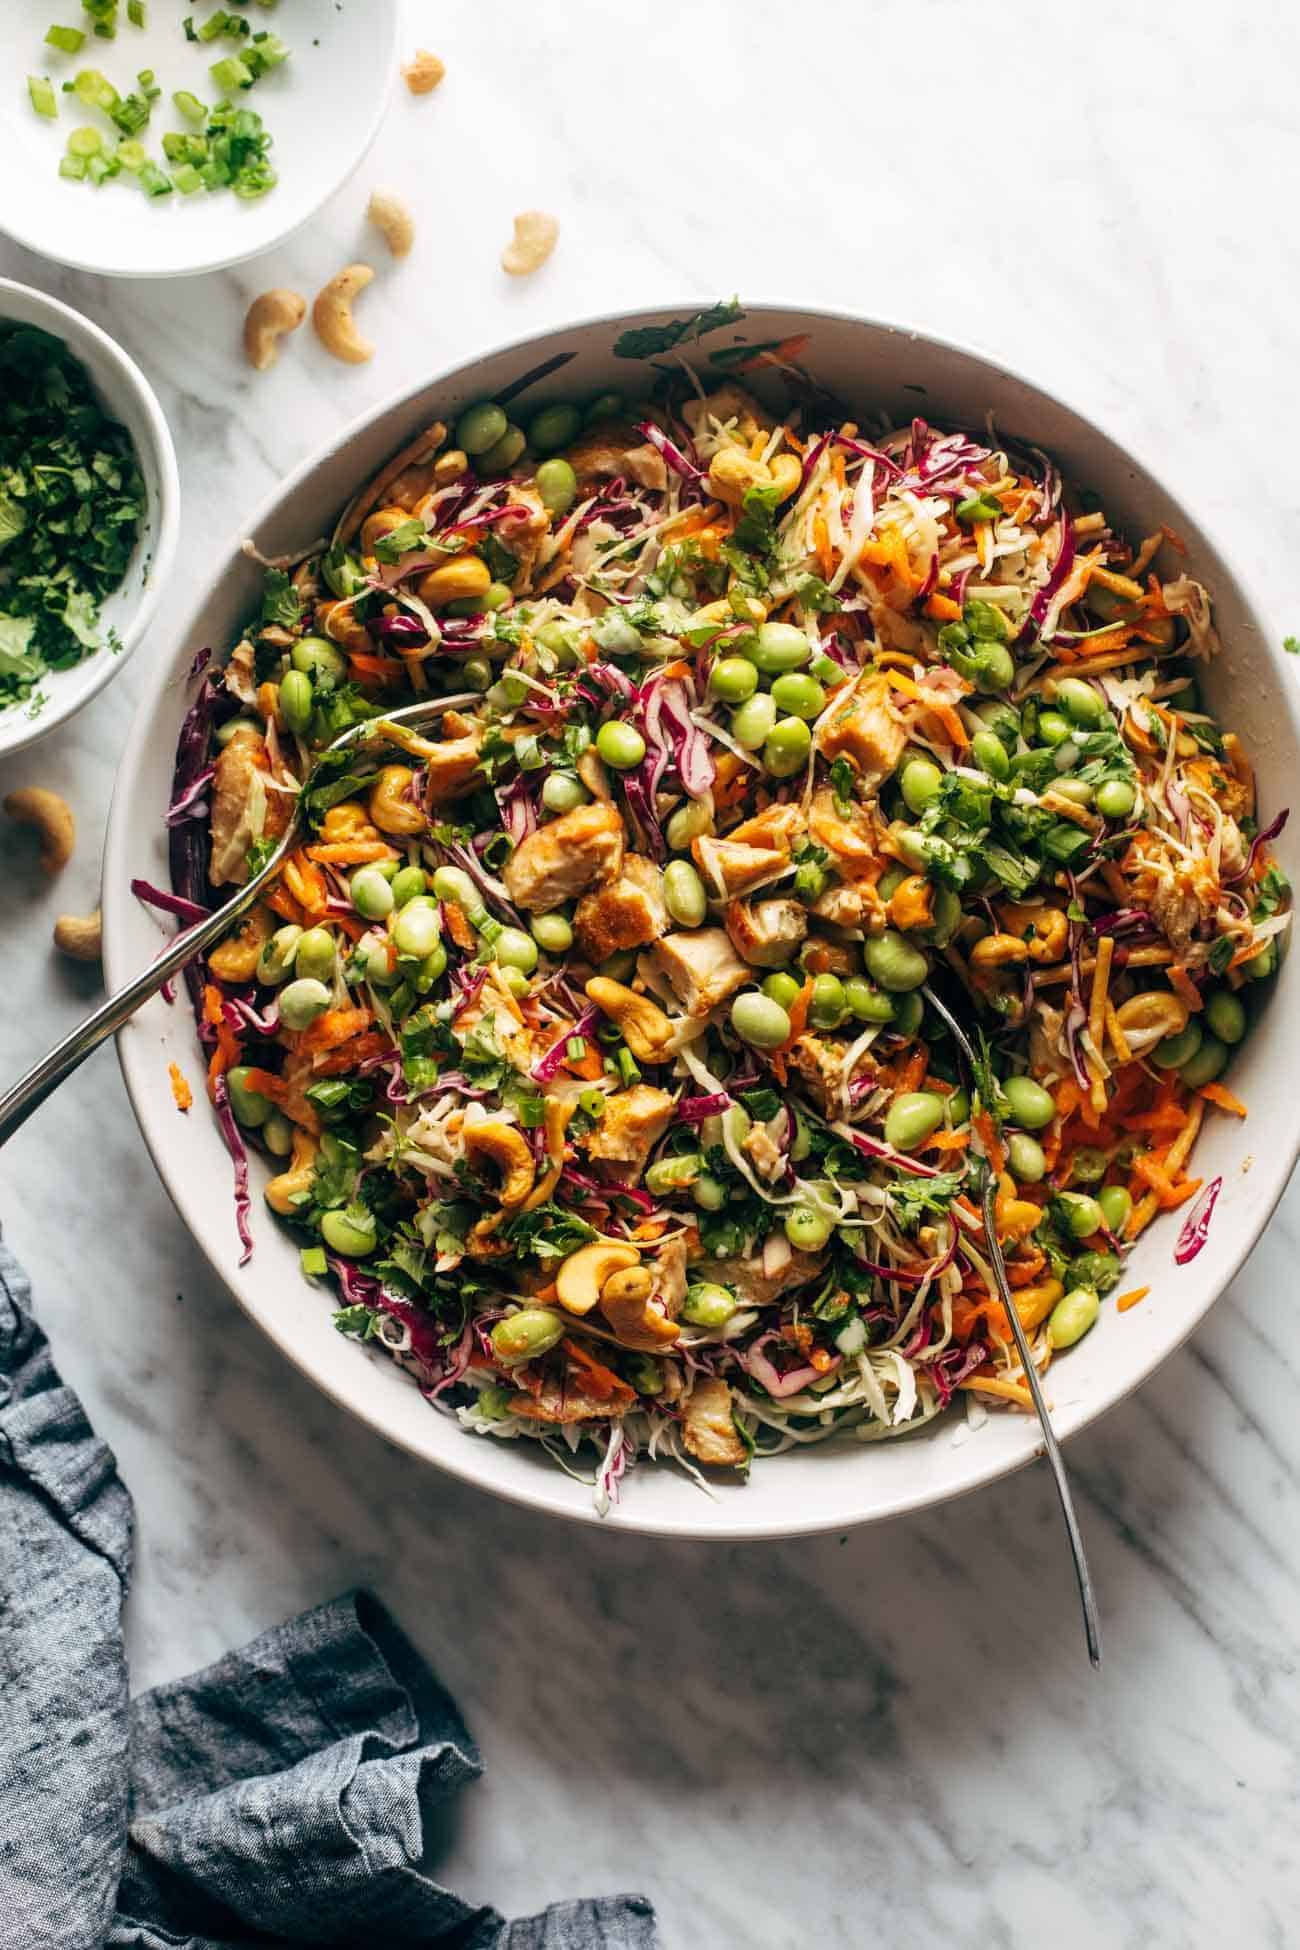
[
  {"left": 1, "top": 0, "right": 398, "bottom": 279},
  {"left": 0, "top": 277, "right": 177, "bottom": 753}
]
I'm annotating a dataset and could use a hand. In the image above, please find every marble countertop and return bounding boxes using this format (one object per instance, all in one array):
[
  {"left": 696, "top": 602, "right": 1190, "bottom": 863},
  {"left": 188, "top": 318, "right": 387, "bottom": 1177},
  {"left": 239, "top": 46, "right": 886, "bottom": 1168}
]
[{"left": 3, "top": 1, "right": 1299, "bottom": 1940}]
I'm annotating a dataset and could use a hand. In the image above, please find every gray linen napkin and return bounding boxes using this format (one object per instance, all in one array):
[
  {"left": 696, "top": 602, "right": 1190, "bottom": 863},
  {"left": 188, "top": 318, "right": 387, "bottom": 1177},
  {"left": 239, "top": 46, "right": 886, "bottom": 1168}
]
[{"left": 0, "top": 1241, "right": 657, "bottom": 1950}]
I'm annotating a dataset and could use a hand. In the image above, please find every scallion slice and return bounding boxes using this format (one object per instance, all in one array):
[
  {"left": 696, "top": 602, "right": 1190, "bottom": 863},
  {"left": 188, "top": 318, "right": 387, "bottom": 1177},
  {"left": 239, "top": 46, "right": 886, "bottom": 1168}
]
[
  {"left": 28, "top": 76, "right": 58, "bottom": 118},
  {"left": 45, "top": 25, "right": 87, "bottom": 52}
]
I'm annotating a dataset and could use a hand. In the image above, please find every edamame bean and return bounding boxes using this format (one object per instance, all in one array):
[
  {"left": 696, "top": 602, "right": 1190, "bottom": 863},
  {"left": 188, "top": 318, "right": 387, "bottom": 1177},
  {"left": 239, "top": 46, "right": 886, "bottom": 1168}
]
[
  {"left": 584, "top": 391, "right": 622, "bottom": 423},
  {"left": 542, "top": 771, "right": 589, "bottom": 814},
  {"left": 1069, "top": 1146, "right": 1109, "bottom": 1186},
  {"left": 536, "top": 618, "right": 582, "bottom": 661},
  {"left": 626, "top": 1354, "right": 665, "bottom": 1395},
  {"left": 1151, "top": 1021, "right": 1203, "bottom": 1069},
  {"left": 477, "top": 424, "right": 527, "bottom": 474},
  {"left": 808, "top": 653, "right": 842, "bottom": 684},
  {"left": 592, "top": 610, "right": 642, "bottom": 656},
  {"left": 1052, "top": 777, "right": 1094, "bottom": 807},
  {"left": 279, "top": 978, "right": 332, "bottom": 1032},
  {"left": 645, "top": 1153, "right": 703, "bottom": 1194},
  {"left": 664, "top": 859, "right": 707, "bottom": 927},
  {"left": 771, "top": 672, "right": 826, "bottom": 720},
  {"left": 531, "top": 910, "right": 573, "bottom": 955},
  {"left": 1037, "top": 710, "right": 1072, "bottom": 747},
  {"left": 295, "top": 927, "right": 337, "bottom": 983},
  {"left": 785, "top": 1206, "right": 833, "bottom": 1251},
  {"left": 1002, "top": 1073, "right": 1056, "bottom": 1130},
  {"left": 730, "top": 693, "right": 778, "bottom": 751},
  {"left": 790, "top": 1109, "right": 812, "bottom": 1162},
  {"left": 681, "top": 1282, "right": 737, "bottom": 1328},
  {"left": 1070, "top": 1250, "right": 1121, "bottom": 1294},
  {"left": 536, "top": 457, "right": 578, "bottom": 515},
  {"left": 1007, "top": 1132, "right": 1047, "bottom": 1183},
  {"left": 745, "top": 621, "right": 810, "bottom": 674},
  {"left": 461, "top": 655, "right": 493, "bottom": 692},
  {"left": 947, "top": 1089, "right": 971, "bottom": 1126},
  {"left": 1054, "top": 676, "right": 1104, "bottom": 726},
  {"left": 496, "top": 927, "right": 539, "bottom": 974},
  {"left": 809, "top": 973, "right": 847, "bottom": 1030},
  {"left": 891, "top": 992, "right": 924, "bottom": 1038},
  {"left": 692, "top": 1172, "right": 727, "bottom": 1212},
  {"left": 350, "top": 865, "right": 395, "bottom": 920},
  {"left": 971, "top": 730, "right": 1010, "bottom": 780},
  {"left": 529, "top": 402, "right": 581, "bottom": 453},
  {"left": 278, "top": 668, "right": 313, "bottom": 736},
  {"left": 455, "top": 400, "right": 508, "bottom": 456},
  {"left": 666, "top": 798, "right": 712, "bottom": 850},
  {"left": 1244, "top": 941, "right": 1277, "bottom": 981},
  {"left": 390, "top": 865, "right": 427, "bottom": 907},
  {"left": 257, "top": 923, "right": 302, "bottom": 986},
  {"left": 710, "top": 656, "right": 759, "bottom": 704},
  {"left": 863, "top": 929, "right": 929, "bottom": 993},
  {"left": 598, "top": 950, "right": 637, "bottom": 982},
  {"left": 763, "top": 717, "right": 812, "bottom": 778},
  {"left": 1204, "top": 988, "right": 1246, "bottom": 1044},
  {"left": 596, "top": 721, "right": 646, "bottom": 770},
  {"left": 924, "top": 885, "right": 963, "bottom": 948},
  {"left": 1095, "top": 778, "right": 1136, "bottom": 820},
  {"left": 320, "top": 1208, "right": 375, "bottom": 1258},
  {"left": 394, "top": 903, "right": 443, "bottom": 960},
  {"left": 497, "top": 964, "right": 528, "bottom": 998},
  {"left": 490, "top": 1308, "right": 566, "bottom": 1363},
  {"left": 901, "top": 757, "right": 943, "bottom": 814},
  {"left": 1098, "top": 1185, "right": 1132, "bottom": 1233},
  {"left": 262, "top": 1111, "right": 294, "bottom": 1158},
  {"left": 1179, "top": 1035, "right": 1228, "bottom": 1088},
  {"left": 431, "top": 865, "right": 484, "bottom": 913},
  {"left": 763, "top": 971, "right": 801, "bottom": 1010},
  {"left": 227, "top": 1065, "right": 271, "bottom": 1129},
  {"left": 291, "top": 635, "right": 347, "bottom": 684},
  {"left": 1048, "top": 1286, "right": 1100, "bottom": 1350},
  {"left": 884, "top": 1091, "right": 946, "bottom": 1151},
  {"left": 1060, "top": 1192, "right": 1104, "bottom": 1239},
  {"left": 731, "top": 989, "right": 791, "bottom": 1050},
  {"left": 359, "top": 937, "right": 397, "bottom": 987},
  {"left": 844, "top": 976, "right": 894, "bottom": 1022},
  {"left": 971, "top": 642, "right": 1015, "bottom": 692}
]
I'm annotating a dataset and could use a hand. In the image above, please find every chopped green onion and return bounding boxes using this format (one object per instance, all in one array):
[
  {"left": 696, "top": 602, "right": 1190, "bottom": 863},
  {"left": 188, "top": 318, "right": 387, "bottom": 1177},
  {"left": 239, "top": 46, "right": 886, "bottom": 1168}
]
[
  {"left": 67, "top": 124, "right": 103, "bottom": 156},
  {"left": 172, "top": 88, "right": 208, "bottom": 123},
  {"left": 615, "top": 1045, "right": 641, "bottom": 1087},
  {"left": 59, "top": 153, "right": 88, "bottom": 179},
  {"left": 162, "top": 130, "right": 208, "bottom": 163},
  {"left": 45, "top": 25, "right": 87, "bottom": 52},
  {"left": 210, "top": 55, "right": 253, "bottom": 90},
  {"left": 245, "top": 30, "right": 290, "bottom": 78},
  {"left": 300, "top": 1246, "right": 327, "bottom": 1279},
  {"left": 82, "top": 0, "right": 119, "bottom": 38},
  {"left": 171, "top": 162, "right": 203, "bottom": 194},
  {"left": 137, "top": 68, "right": 159, "bottom": 100},
  {"left": 127, "top": 0, "right": 146, "bottom": 22},
  {"left": 108, "top": 92, "right": 150, "bottom": 135},
  {"left": 28, "top": 76, "right": 58, "bottom": 118},
  {"left": 85, "top": 151, "right": 119, "bottom": 184},
  {"left": 66, "top": 67, "right": 119, "bottom": 110},
  {"left": 137, "top": 161, "right": 173, "bottom": 196},
  {"left": 114, "top": 137, "right": 146, "bottom": 170},
  {"left": 566, "top": 1037, "right": 588, "bottom": 1062}
]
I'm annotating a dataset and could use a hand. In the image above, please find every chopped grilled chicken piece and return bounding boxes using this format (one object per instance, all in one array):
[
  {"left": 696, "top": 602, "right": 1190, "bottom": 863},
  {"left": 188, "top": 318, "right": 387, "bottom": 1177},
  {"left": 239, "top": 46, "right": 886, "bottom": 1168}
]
[
  {"left": 727, "top": 802, "right": 805, "bottom": 854},
  {"left": 650, "top": 927, "right": 751, "bottom": 1014},
  {"left": 810, "top": 880, "right": 886, "bottom": 930},
  {"left": 693, "top": 1248, "right": 827, "bottom": 1309},
  {"left": 681, "top": 1375, "right": 747, "bottom": 1467},
  {"left": 503, "top": 801, "right": 625, "bottom": 911},
  {"left": 818, "top": 674, "right": 908, "bottom": 790},
  {"left": 654, "top": 1235, "right": 689, "bottom": 1319},
  {"left": 808, "top": 787, "right": 884, "bottom": 879},
  {"left": 681, "top": 384, "right": 773, "bottom": 453},
  {"left": 725, "top": 896, "right": 807, "bottom": 968},
  {"left": 209, "top": 726, "right": 290, "bottom": 886},
  {"left": 511, "top": 1348, "right": 637, "bottom": 1424},
  {"left": 565, "top": 422, "right": 666, "bottom": 492},
  {"left": 584, "top": 1084, "right": 675, "bottom": 1181},
  {"left": 694, "top": 835, "right": 786, "bottom": 898},
  {"left": 743, "top": 1118, "right": 787, "bottom": 1182},
  {"left": 574, "top": 855, "right": 669, "bottom": 963},
  {"left": 503, "top": 484, "right": 550, "bottom": 584},
  {"left": 424, "top": 732, "right": 483, "bottom": 803}
]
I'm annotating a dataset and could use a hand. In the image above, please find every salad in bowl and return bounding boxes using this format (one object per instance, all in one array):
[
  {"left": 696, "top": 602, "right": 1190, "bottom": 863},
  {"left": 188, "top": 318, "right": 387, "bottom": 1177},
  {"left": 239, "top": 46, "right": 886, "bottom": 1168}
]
[{"left": 146, "top": 310, "right": 1288, "bottom": 1514}]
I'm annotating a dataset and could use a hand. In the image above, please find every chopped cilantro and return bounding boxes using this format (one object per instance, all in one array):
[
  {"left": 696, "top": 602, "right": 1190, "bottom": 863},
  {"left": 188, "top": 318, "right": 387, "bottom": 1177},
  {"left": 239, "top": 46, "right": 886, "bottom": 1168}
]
[
  {"left": 1284, "top": 635, "right": 1300, "bottom": 655},
  {"left": 885, "top": 1169, "right": 966, "bottom": 1231},
  {"left": 613, "top": 298, "right": 745, "bottom": 360},
  {"left": 260, "top": 566, "right": 302, "bottom": 630}
]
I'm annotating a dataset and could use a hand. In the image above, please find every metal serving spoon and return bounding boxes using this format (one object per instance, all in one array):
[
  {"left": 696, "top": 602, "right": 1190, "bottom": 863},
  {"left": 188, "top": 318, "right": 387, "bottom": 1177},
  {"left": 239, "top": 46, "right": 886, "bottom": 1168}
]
[
  {"left": 922, "top": 982, "right": 1103, "bottom": 1669},
  {"left": 0, "top": 695, "right": 476, "bottom": 1150}
]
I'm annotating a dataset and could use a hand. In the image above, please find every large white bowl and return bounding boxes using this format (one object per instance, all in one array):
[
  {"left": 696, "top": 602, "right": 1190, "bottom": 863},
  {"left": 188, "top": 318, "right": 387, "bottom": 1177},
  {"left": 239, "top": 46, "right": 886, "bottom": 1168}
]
[
  {"left": 102, "top": 305, "right": 1300, "bottom": 1540},
  {"left": 0, "top": 0, "right": 397, "bottom": 278},
  {"left": 0, "top": 276, "right": 178, "bottom": 757}
]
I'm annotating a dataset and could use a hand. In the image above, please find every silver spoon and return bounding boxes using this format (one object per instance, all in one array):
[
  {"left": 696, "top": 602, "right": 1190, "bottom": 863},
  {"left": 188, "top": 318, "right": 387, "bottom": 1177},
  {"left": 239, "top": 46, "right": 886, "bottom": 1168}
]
[
  {"left": 0, "top": 695, "right": 476, "bottom": 1149},
  {"left": 922, "top": 982, "right": 1102, "bottom": 1668}
]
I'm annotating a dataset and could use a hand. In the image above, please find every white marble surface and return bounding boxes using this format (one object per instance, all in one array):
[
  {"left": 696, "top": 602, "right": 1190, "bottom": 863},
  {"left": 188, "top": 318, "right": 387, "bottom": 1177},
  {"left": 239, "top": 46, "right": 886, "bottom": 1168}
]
[{"left": 2, "top": 1, "right": 1300, "bottom": 1941}]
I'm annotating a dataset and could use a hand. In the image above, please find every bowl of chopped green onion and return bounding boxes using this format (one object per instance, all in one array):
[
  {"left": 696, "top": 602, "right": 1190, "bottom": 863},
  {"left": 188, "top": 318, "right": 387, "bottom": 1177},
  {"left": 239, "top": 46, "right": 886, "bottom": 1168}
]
[
  {"left": 0, "top": 276, "right": 178, "bottom": 753},
  {"left": 2, "top": 0, "right": 398, "bottom": 278}
]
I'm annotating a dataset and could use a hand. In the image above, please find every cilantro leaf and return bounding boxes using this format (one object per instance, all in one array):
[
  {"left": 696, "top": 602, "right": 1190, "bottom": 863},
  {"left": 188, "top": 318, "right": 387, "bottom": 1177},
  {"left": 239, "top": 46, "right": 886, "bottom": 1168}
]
[
  {"left": 260, "top": 567, "right": 304, "bottom": 630},
  {"left": 613, "top": 298, "right": 745, "bottom": 360},
  {"left": 885, "top": 1169, "right": 966, "bottom": 1232}
]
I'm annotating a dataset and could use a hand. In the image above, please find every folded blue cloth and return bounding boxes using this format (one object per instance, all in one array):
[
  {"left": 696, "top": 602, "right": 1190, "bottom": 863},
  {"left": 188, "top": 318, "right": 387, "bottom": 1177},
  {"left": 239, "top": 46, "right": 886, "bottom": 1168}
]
[{"left": 0, "top": 1242, "right": 657, "bottom": 1950}]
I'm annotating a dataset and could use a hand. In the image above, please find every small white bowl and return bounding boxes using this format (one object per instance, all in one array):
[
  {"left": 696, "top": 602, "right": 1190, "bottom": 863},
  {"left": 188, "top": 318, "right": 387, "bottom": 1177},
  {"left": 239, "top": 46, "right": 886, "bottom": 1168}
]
[
  {"left": 0, "top": 0, "right": 398, "bottom": 279},
  {"left": 0, "top": 277, "right": 178, "bottom": 758}
]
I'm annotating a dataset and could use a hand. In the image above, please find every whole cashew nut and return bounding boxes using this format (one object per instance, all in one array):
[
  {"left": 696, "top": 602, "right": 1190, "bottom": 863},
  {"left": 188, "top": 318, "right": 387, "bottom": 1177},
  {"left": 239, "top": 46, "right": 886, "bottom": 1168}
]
[
  {"left": 265, "top": 1127, "right": 319, "bottom": 1216},
  {"left": 311, "top": 264, "right": 375, "bottom": 365},
  {"left": 501, "top": 209, "right": 559, "bottom": 277},
  {"left": 367, "top": 188, "right": 415, "bottom": 260},
  {"left": 4, "top": 787, "right": 75, "bottom": 873},
  {"left": 242, "top": 288, "right": 306, "bottom": 372},
  {"left": 368, "top": 765, "right": 427, "bottom": 837},
  {"left": 53, "top": 909, "right": 101, "bottom": 962},
  {"left": 402, "top": 48, "right": 445, "bottom": 94},
  {"left": 462, "top": 1120, "right": 536, "bottom": 1211}
]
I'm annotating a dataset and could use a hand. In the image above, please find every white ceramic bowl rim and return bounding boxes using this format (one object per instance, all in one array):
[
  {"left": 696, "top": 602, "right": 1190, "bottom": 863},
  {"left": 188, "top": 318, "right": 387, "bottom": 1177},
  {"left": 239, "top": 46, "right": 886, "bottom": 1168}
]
[
  {"left": 0, "top": 277, "right": 179, "bottom": 758},
  {"left": 103, "top": 301, "right": 1300, "bottom": 1540}
]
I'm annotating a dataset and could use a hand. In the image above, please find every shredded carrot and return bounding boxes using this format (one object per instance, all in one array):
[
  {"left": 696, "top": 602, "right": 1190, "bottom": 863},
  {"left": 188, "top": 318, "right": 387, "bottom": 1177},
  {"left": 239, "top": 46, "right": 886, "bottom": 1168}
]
[
  {"left": 564, "top": 1039, "right": 604, "bottom": 1082},
  {"left": 202, "top": 983, "right": 242, "bottom": 1101},
  {"left": 1104, "top": 999, "right": 1132, "bottom": 1066},
  {"left": 239, "top": 1065, "right": 288, "bottom": 1104},
  {"left": 306, "top": 840, "right": 399, "bottom": 866},
  {"left": 972, "top": 1108, "right": 1006, "bottom": 1177},
  {"left": 923, "top": 592, "right": 963, "bottom": 621},
  {"left": 779, "top": 978, "right": 815, "bottom": 1051},
  {"left": 347, "top": 651, "right": 407, "bottom": 687},
  {"left": 168, "top": 1062, "right": 193, "bottom": 1112},
  {"left": 299, "top": 1005, "right": 372, "bottom": 1053},
  {"left": 1088, "top": 934, "right": 1114, "bottom": 1055},
  {"left": 630, "top": 1218, "right": 669, "bottom": 1241},
  {"left": 282, "top": 852, "right": 329, "bottom": 921},
  {"left": 1125, "top": 1190, "right": 1160, "bottom": 1240},
  {"left": 894, "top": 1046, "right": 928, "bottom": 1097},
  {"left": 813, "top": 513, "right": 833, "bottom": 580},
  {"left": 960, "top": 1374, "right": 1035, "bottom": 1410},
  {"left": 1160, "top": 523, "right": 1187, "bottom": 555},
  {"left": 1116, "top": 1286, "right": 1150, "bottom": 1313},
  {"left": 265, "top": 883, "right": 304, "bottom": 926},
  {"left": 882, "top": 668, "right": 970, "bottom": 749},
  {"left": 1199, "top": 1081, "right": 1247, "bottom": 1118},
  {"left": 444, "top": 902, "right": 477, "bottom": 951},
  {"left": 732, "top": 333, "right": 812, "bottom": 374},
  {"left": 560, "top": 1338, "right": 632, "bottom": 1402},
  {"left": 920, "top": 1127, "right": 970, "bottom": 1155},
  {"left": 663, "top": 500, "right": 724, "bottom": 543},
  {"left": 1168, "top": 964, "right": 1203, "bottom": 1013}
]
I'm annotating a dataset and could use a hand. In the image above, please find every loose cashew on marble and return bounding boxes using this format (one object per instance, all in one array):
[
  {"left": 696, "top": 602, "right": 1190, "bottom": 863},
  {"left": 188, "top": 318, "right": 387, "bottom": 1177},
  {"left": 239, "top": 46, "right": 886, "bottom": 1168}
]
[
  {"left": 402, "top": 49, "right": 445, "bottom": 94},
  {"left": 242, "top": 288, "right": 306, "bottom": 371},
  {"left": 501, "top": 209, "right": 559, "bottom": 276},
  {"left": 367, "top": 188, "right": 415, "bottom": 259},
  {"left": 53, "top": 909, "right": 101, "bottom": 962},
  {"left": 4, "top": 786, "right": 74, "bottom": 872},
  {"left": 312, "top": 264, "right": 375, "bottom": 365}
]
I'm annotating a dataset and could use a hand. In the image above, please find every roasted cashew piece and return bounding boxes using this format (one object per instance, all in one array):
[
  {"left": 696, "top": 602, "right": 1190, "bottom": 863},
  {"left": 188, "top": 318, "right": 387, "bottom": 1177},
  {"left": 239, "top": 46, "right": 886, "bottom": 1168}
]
[
  {"left": 243, "top": 288, "right": 306, "bottom": 372},
  {"left": 501, "top": 209, "right": 559, "bottom": 276},
  {"left": 522, "top": 1096, "right": 575, "bottom": 1210},
  {"left": 1000, "top": 901, "right": 1069, "bottom": 963},
  {"left": 265, "top": 1128, "right": 318, "bottom": 1216},
  {"left": 584, "top": 977, "right": 678, "bottom": 1064},
  {"left": 1113, "top": 989, "right": 1189, "bottom": 1055},
  {"left": 555, "top": 1242, "right": 640, "bottom": 1317},
  {"left": 368, "top": 765, "right": 427, "bottom": 837},
  {"left": 312, "top": 264, "right": 375, "bottom": 365},
  {"left": 208, "top": 905, "right": 274, "bottom": 984},
  {"left": 367, "top": 188, "right": 416, "bottom": 260},
  {"left": 707, "top": 447, "right": 772, "bottom": 509},
  {"left": 53, "top": 909, "right": 101, "bottom": 962},
  {"left": 402, "top": 48, "right": 445, "bottom": 94},
  {"left": 969, "top": 932, "right": 1031, "bottom": 973},
  {"left": 4, "top": 787, "right": 74, "bottom": 872},
  {"left": 462, "top": 1121, "right": 535, "bottom": 1211}
]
